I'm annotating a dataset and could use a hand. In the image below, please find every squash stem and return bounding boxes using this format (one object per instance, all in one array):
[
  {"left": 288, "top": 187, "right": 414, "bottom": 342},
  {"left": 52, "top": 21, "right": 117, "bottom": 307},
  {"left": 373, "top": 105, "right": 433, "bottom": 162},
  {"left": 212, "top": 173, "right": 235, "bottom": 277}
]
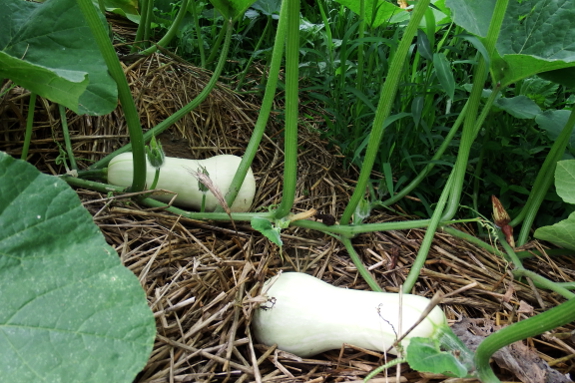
[
  {"left": 402, "top": 172, "right": 454, "bottom": 293},
  {"left": 378, "top": 102, "right": 467, "bottom": 208},
  {"left": 89, "top": 20, "right": 233, "bottom": 171},
  {"left": 58, "top": 104, "right": 77, "bottom": 171},
  {"left": 511, "top": 108, "right": 575, "bottom": 245},
  {"left": 440, "top": 0, "right": 507, "bottom": 221},
  {"left": 474, "top": 296, "right": 575, "bottom": 383},
  {"left": 340, "top": 0, "right": 430, "bottom": 225},
  {"left": 150, "top": 168, "right": 160, "bottom": 190},
  {"left": 364, "top": 358, "right": 405, "bottom": 382},
  {"left": 200, "top": 194, "right": 206, "bottom": 213},
  {"left": 273, "top": 0, "right": 300, "bottom": 219},
  {"left": 341, "top": 237, "right": 382, "bottom": 292},
  {"left": 140, "top": 0, "right": 190, "bottom": 56},
  {"left": 76, "top": 0, "right": 147, "bottom": 192},
  {"left": 21, "top": 93, "right": 37, "bottom": 161},
  {"left": 290, "top": 217, "right": 477, "bottom": 237},
  {"left": 218, "top": 1, "right": 288, "bottom": 212}
]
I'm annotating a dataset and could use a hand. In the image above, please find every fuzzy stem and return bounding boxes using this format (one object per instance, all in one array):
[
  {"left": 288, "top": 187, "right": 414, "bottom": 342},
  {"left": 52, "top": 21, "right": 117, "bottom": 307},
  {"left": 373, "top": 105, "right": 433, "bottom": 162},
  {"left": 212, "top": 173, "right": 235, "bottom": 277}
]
[
  {"left": 58, "top": 104, "right": 77, "bottom": 170},
  {"left": 340, "top": 0, "right": 430, "bottom": 225},
  {"left": 76, "top": 0, "right": 147, "bottom": 192},
  {"left": 273, "top": 0, "right": 300, "bottom": 219},
  {"left": 90, "top": 20, "right": 233, "bottom": 170},
  {"left": 475, "top": 297, "right": 575, "bottom": 383},
  {"left": 21, "top": 93, "right": 37, "bottom": 161}
]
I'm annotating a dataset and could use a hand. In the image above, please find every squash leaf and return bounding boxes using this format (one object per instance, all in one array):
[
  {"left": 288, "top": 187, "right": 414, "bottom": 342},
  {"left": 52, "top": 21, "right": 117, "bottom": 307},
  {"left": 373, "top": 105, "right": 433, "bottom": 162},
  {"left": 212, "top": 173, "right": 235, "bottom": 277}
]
[
  {"left": 0, "top": 152, "right": 156, "bottom": 383},
  {"left": 0, "top": 0, "right": 117, "bottom": 115},
  {"left": 535, "top": 160, "right": 575, "bottom": 251},
  {"left": 446, "top": 0, "right": 575, "bottom": 87}
]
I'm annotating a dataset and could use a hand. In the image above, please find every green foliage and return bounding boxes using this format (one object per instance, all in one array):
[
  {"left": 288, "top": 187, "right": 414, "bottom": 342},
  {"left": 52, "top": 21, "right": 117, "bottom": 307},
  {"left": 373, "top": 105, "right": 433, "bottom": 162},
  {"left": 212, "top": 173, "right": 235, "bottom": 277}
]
[
  {"left": 251, "top": 217, "right": 284, "bottom": 248},
  {"left": 334, "top": 0, "right": 409, "bottom": 27},
  {"left": 407, "top": 337, "right": 468, "bottom": 378},
  {"left": 534, "top": 160, "right": 575, "bottom": 250},
  {"left": 0, "top": 0, "right": 117, "bottom": 115},
  {"left": 0, "top": 152, "right": 156, "bottom": 383},
  {"left": 98, "top": 0, "right": 140, "bottom": 23}
]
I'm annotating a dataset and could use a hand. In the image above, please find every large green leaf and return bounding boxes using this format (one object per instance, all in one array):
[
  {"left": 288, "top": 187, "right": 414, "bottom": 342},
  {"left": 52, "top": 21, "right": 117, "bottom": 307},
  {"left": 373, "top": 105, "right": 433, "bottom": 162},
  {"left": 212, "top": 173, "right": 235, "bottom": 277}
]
[
  {"left": 0, "top": 0, "right": 117, "bottom": 115},
  {"left": 446, "top": 0, "right": 575, "bottom": 87},
  {"left": 0, "top": 152, "right": 155, "bottom": 383}
]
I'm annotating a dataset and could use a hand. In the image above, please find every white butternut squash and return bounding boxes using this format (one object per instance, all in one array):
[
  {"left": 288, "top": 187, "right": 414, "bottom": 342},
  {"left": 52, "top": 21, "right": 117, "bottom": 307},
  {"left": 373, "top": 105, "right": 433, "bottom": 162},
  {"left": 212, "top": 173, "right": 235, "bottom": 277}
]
[
  {"left": 107, "top": 152, "right": 256, "bottom": 212},
  {"left": 252, "top": 272, "right": 447, "bottom": 357}
]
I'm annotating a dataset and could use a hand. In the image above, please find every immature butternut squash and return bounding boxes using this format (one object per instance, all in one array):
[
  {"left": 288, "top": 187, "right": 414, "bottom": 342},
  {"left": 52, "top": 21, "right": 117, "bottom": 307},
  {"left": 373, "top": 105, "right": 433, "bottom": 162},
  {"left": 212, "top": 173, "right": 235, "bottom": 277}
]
[
  {"left": 252, "top": 272, "right": 447, "bottom": 357},
  {"left": 107, "top": 152, "right": 256, "bottom": 212}
]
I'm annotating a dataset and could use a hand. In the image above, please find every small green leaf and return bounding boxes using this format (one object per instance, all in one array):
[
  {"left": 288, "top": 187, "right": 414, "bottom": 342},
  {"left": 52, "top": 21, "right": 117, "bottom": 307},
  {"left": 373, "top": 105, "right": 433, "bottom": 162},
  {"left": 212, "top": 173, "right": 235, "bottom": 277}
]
[
  {"left": 407, "top": 337, "right": 468, "bottom": 378},
  {"left": 433, "top": 53, "right": 455, "bottom": 101},
  {"left": 555, "top": 160, "right": 575, "bottom": 204},
  {"left": 251, "top": 217, "right": 283, "bottom": 248},
  {"left": 411, "top": 95, "right": 425, "bottom": 127},
  {"left": 417, "top": 29, "right": 433, "bottom": 61}
]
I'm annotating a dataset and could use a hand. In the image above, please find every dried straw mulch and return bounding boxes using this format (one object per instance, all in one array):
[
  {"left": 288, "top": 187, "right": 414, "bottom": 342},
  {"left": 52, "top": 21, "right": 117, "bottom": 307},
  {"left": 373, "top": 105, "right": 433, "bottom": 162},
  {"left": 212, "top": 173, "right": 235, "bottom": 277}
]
[{"left": 1, "top": 49, "right": 575, "bottom": 383}]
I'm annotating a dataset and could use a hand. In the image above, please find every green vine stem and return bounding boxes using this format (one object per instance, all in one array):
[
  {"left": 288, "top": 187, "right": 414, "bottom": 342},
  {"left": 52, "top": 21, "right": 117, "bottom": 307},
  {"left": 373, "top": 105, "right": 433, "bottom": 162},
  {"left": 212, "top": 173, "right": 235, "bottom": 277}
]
[
  {"left": 495, "top": 229, "right": 575, "bottom": 299},
  {"left": 206, "top": 22, "right": 228, "bottom": 66},
  {"left": 511, "top": 108, "right": 575, "bottom": 246},
  {"left": 440, "top": 0, "right": 508, "bottom": 221},
  {"left": 89, "top": 20, "right": 233, "bottom": 170},
  {"left": 21, "top": 93, "right": 37, "bottom": 161},
  {"left": 341, "top": 237, "right": 382, "bottom": 292},
  {"left": 133, "top": 0, "right": 153, "bottom": 51},
  {"left": 364, "top": 357, "right": 405, "bottom": 382},
  {"left": 59, "top": 104, "right": 77, "bottom": 171},
  {"left": 63, "top": 175, "right": 276, "bottom": 221},
  {"left": 234, "top": 19, "right": 272, "bottom": 92},
  {"left": 189, "top": 1, "right": 206, "bottom": 67},
  {"left": 76, "top": 0, "right": 147, "bottom": 192},
  {"left": 442, "top": 226, "right": 575, "bottom": 260},
  {"left": 402, "top": 172, "right": 454, "bottom": 293},
  {"left": 340, "top": 0, "right": 430, "bottom": 225},
  {"left": 474, "top": 296, "right": 575, "bottom": 383},
  {"left": 218, "top": 1, "right": 288, "bottom": 212},
  {"left": 291, "top": 217, "right": 474, "bottom": 238},
  {"left": 273, "top": 0, "right": 300, "bottom": 219},
  {"left": 379, "top": 103, "right": 467, "bottom": 207},
  {"left": 140, "top": 0, "right": 190, "bottom": 56},
  {"left": 513, "top": 269, "right": 575, "bottom": 300}
]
